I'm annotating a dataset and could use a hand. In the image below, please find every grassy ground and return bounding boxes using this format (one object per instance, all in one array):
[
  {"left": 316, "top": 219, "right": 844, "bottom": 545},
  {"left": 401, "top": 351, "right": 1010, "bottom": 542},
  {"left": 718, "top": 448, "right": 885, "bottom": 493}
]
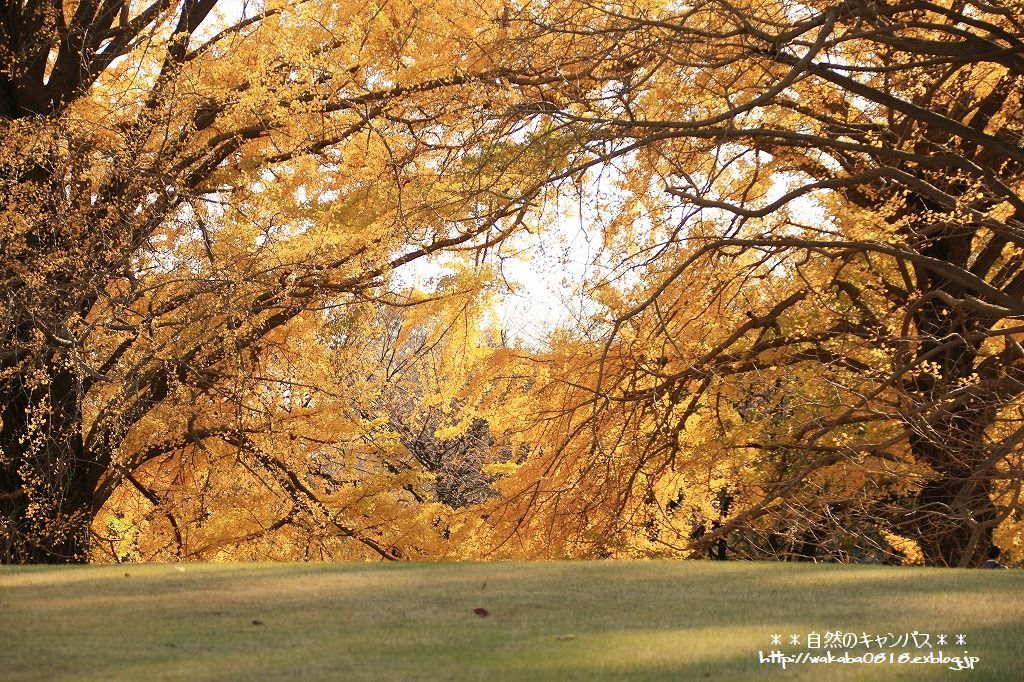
[{"left": 1, "top": 561, "right": 1022, "bottom": 681}]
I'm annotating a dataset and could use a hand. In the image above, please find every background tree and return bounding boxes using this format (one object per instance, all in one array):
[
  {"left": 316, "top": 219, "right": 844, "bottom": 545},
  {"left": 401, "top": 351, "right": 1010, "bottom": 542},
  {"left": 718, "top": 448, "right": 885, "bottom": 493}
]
[{"left": 94, "top": 276, "right": 509, "bottom": 561}]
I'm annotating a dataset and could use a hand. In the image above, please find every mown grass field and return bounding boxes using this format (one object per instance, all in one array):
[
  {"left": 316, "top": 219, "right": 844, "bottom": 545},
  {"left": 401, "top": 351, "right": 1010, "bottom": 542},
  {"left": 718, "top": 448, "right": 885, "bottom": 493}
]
[{"left": 1, "top": 561, "right": 1022, "bottom": 680}]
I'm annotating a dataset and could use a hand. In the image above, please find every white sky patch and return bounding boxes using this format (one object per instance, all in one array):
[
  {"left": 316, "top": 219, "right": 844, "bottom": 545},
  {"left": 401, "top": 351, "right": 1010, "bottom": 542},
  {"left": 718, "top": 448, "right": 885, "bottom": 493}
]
[
  {"left": 493, "top": 220, "right": 600, "bottom": 348},
  {"left": 392, "top": 215, "right": 598, "bottom": 350}
]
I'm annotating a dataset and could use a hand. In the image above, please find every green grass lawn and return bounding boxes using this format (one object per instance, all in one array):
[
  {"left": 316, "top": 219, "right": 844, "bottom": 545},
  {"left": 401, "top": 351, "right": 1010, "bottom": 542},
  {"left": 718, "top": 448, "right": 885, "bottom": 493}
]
[{"left": 1, "top": 561, "right": 1022, "bottom": 681}]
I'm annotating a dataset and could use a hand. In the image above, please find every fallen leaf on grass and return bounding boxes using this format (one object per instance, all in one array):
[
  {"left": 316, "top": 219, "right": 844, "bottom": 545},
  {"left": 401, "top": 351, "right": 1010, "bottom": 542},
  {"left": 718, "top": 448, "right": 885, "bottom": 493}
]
[{"left": 473, "top": 608, "right": 489, "bottom": 617}]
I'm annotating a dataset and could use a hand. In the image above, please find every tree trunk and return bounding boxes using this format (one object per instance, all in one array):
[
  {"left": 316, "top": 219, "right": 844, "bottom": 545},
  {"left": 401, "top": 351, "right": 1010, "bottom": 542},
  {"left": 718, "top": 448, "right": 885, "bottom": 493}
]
[
  {"left": 909, "top": 471, "right": 995, "bottom": 568},
  {"left": 0, "top": 364, "right": 100, "bottom": 564},
  {"left": 903, "top": 295, "right": 998, "bottom": 567},
  {"left": 905, "top": 407, "right": 998, "bottom": 567}
]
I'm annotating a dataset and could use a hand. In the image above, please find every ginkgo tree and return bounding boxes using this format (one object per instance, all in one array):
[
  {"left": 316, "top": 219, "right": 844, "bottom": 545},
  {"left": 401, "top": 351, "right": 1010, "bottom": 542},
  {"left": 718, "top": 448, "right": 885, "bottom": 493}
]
[
  {"left": 92, "top": 271, "right": 504, "bottom": 562},
  {"left": 473, "top": 0, "right": 1024, "bottom": 567},
  {"left": 0, "top": 0, "right": 606, "bottom": 563}
]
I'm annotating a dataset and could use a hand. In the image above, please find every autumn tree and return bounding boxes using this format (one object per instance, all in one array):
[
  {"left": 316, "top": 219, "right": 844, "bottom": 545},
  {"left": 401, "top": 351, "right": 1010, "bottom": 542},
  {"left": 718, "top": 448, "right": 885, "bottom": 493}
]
[
  {"left": 7, "top": 0, "right": 1022, "bottom": 569},
  {"left": 92, "top": 278, "right": 507, "bottom": 562},
  {"left": 0, "top": 0, "right": 606, "bottom": 563},
  {"left": 475, "top": 0, "right": 1024, "bottom": 566}
]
